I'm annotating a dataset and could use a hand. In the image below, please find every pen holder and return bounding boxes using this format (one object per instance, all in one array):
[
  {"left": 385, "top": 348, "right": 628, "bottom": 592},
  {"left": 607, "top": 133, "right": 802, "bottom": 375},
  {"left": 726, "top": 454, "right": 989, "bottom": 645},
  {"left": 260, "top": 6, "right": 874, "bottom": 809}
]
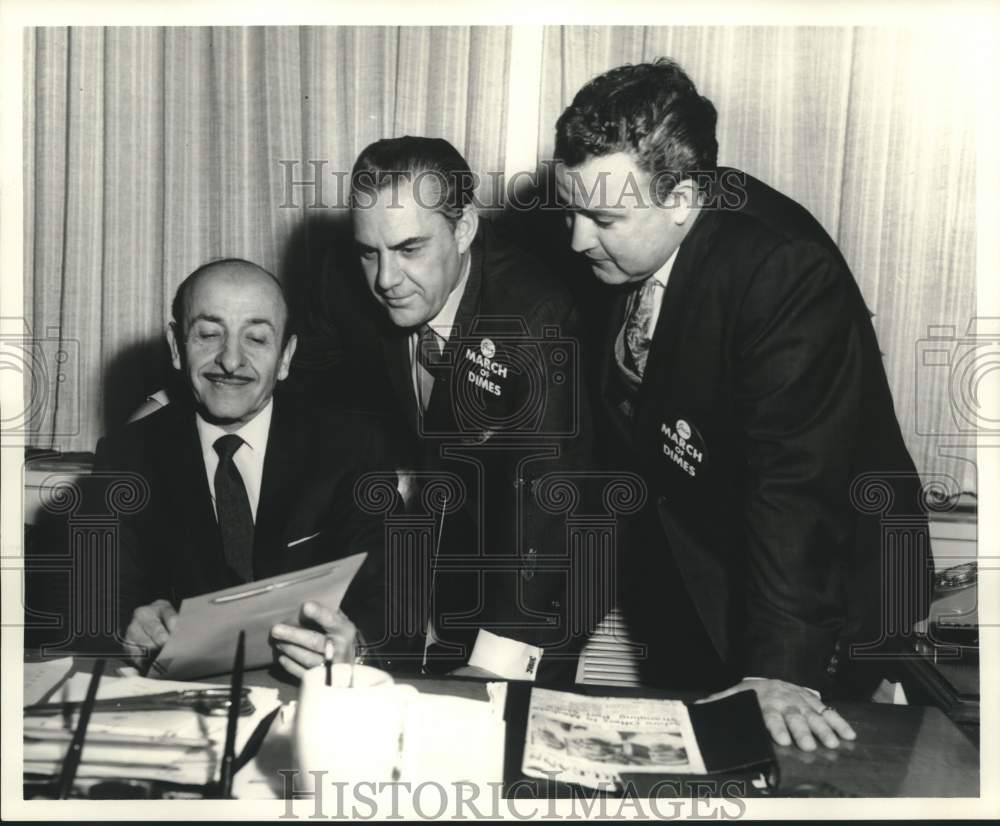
[{"left": 294, "top": 664, "right": 417, "bottom": 786}]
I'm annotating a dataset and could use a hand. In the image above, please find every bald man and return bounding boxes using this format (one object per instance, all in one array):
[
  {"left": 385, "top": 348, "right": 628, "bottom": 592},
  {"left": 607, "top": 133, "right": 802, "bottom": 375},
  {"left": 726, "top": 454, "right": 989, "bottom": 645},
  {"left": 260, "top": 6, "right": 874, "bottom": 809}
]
[{"left": 92, "top": 258, "right": 395, "bottom": 672}]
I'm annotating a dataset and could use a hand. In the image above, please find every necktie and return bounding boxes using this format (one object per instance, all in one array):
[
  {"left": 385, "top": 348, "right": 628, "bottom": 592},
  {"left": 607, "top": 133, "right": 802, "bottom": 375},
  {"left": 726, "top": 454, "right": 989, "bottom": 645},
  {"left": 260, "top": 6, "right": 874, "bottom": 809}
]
[
  {"left": 213, "top": 434, "right": 254, "bottom": 583},
  {"left": 415, "top": 325, "right": 447, "bottom": 413},
  {"left": 623, "top": 277, "right": 662, "bottom": 380}
]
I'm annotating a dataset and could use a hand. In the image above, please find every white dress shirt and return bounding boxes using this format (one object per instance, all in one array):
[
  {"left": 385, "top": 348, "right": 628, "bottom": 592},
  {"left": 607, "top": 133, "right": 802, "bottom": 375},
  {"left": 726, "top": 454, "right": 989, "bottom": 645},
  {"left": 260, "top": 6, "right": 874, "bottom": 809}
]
[
  {"left": 643, "top": 247, "right": 679, "bottom": 339},
  {"left": 195, "top": 398, "right": 273, "bottom": 523},
  {"left": 408, "top": 252, "right": 471, "bottom": 398}
]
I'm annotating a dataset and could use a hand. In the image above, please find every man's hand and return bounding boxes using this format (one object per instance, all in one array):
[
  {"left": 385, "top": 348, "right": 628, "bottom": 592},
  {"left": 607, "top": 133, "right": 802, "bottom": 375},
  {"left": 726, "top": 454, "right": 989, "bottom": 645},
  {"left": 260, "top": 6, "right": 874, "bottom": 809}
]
[
  {"left": 270, "top": 601, "right": 358, "bottom": 680},
  {"left": 700, "top": 678, "right": 857, "bottom": 751},
  {"left": 123, "top": 599, "right": 178, "bottom": 667}
]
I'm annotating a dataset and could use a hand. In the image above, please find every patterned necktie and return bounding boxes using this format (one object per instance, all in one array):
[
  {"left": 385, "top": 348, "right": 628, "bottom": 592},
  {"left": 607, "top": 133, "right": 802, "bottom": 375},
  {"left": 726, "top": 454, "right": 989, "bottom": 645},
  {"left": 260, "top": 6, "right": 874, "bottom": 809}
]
[
  {"left": 213, "top": 434, "right": 254, "bottom": 583},
  {"left": 624, "top": 277, "right": 662, "bottom": 379},
  {"left": 415, "top": 325, "right": 447, "bottom": 413}
]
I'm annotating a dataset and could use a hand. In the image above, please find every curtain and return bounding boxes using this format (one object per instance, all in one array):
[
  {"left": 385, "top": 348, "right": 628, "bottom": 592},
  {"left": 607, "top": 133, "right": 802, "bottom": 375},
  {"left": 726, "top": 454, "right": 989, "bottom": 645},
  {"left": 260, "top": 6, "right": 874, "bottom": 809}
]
[
  {"left": 26, "top": 25, "right": 977, "bottom": 496},
  {"left": 539, "top": 26, "right": 978, "bottom": 496},
  {"left": 25, "top": 26, "right": 511, "bottom": 451}
]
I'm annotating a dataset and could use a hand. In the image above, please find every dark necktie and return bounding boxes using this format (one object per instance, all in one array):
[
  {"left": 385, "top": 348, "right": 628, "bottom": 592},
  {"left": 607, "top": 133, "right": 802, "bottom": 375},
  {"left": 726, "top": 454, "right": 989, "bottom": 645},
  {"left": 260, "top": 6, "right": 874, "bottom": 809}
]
[{"left": 213, "top": 434, "right": 254, "bottom": 583}]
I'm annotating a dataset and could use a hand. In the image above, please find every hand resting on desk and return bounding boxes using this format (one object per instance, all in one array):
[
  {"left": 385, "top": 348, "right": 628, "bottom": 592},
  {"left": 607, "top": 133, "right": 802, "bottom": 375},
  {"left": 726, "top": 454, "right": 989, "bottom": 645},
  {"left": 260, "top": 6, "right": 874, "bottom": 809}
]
[
  {"left": 700, "top": 678, "right": 857, "bottom": 752},
  {"left": 123, "top": 599, "right": 178, "bottom": 667},
  {"left": 270, "top": 600, "right": 358, "bottom": 679}
]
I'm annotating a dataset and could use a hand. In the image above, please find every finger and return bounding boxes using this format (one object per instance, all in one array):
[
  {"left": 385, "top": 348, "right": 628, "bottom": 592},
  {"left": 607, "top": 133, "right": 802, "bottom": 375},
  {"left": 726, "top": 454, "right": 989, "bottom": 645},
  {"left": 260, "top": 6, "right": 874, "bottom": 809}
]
[
  {"left": 762, "top": 710, "right": 792, "bottom": 748},
  {"left": 278, "top": 653, "right": 306, "bottom": 680},
  {"left": 274, "top": 641, "right": 324, "bottom": 671},
  {"left": 785, "top": 711, "right": 817, "bottom": 751},
  {"left": 156, "top": 602, "right": 179, "bottom": 634},
  {"left": 805, "top": 711, "right": 840, "bottom": 749},
  {"left": 134, "top": 606, "right": 170, "bottom": 648},
  {"left": 300, "top": 600, "right": 341, "bottom": 630},
  {"left": 820, "top": 708, "right": 856, "bottom": 741},
  {"left": 271, "top": 623, "right": 326, "bottom": 651}
]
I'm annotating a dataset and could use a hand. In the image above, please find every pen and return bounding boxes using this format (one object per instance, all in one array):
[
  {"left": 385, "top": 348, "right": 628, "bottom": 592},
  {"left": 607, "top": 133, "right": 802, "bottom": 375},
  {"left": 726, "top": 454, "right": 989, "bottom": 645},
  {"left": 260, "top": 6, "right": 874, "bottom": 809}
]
[
  {"left": 56, "top": 658, "right": 104, "bottom": 799},
  {"left": 218, "top": 630, "right": 245, "bottom": 799},
  {"left": 324, "top": 637, "right": 334, "bottom": 687}
]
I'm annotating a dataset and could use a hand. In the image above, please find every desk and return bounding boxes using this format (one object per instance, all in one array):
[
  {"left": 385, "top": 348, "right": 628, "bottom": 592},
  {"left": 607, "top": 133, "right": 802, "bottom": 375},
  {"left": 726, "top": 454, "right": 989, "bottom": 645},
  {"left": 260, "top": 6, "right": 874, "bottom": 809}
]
[{"left": 26, "top": 659, "right": 979, "bottom": 799}]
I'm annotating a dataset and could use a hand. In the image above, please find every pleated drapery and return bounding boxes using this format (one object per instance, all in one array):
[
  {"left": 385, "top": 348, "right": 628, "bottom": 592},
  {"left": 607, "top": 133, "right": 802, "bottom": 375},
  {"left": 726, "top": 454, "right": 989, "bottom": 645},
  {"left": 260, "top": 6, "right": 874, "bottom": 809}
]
[{"left": 25, "top": 25, "right": 977, "bottom": 495}]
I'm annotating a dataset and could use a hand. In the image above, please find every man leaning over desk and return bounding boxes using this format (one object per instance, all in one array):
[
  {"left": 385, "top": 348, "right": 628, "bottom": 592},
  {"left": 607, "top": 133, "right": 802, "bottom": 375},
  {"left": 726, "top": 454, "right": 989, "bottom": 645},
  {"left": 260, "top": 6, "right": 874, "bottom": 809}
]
[
  {"left": 92, "top": 258, "right": 394, "bottom": 673},
  {"left": 553, "top": 60, "right": 932, "bottom": 751}
]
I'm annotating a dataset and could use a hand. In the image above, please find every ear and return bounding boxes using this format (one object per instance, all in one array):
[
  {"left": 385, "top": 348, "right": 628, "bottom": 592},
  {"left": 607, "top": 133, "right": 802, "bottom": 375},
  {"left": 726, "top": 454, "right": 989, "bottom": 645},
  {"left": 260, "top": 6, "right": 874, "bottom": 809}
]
[
  {"left": 453, "top": 203, "right": 479, "bottom": 255},
  {"left": 277, "top": 333, "right": 298, "bottom": 382},
  {"left": 669, "top": 179, "right": 699, "bottom": 225},
  {"left": 167, "top": 322, "right": 183, "bottom": 371}
]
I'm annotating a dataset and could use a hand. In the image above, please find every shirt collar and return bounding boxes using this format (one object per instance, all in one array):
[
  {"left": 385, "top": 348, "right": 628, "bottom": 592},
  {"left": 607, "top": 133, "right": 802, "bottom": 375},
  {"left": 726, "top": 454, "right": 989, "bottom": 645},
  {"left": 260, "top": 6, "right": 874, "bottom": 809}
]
[
  {"left": 425, "top": 253, "right": 472, "bottom": 342},
  {"left": 651, "top": 247, "right": 679, "bottom": 289},
  {"left": 196, "top": 397, "right": 274, "bottom": 457}
]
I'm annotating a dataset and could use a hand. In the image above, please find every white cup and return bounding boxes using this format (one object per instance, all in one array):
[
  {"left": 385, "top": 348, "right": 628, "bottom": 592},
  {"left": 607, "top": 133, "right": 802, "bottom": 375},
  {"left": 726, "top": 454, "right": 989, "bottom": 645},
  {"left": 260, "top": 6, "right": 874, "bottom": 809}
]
[{"left": 294, "top": 663, "right": 418, "bottom": 785}]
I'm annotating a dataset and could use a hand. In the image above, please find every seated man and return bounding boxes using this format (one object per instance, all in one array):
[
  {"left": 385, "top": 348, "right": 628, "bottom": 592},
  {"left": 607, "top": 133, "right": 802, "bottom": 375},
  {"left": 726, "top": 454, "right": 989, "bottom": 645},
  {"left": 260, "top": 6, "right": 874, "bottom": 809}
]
[{"left": 93, "top": 258, "right": 393, "bottom": 671}]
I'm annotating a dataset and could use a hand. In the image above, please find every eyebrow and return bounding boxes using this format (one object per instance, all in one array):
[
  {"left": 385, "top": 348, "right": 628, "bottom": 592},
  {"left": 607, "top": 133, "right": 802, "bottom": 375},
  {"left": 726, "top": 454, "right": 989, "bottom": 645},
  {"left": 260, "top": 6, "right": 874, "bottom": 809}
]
[{"left": 356, "top": 235, "right": 432, "bottom": 252}]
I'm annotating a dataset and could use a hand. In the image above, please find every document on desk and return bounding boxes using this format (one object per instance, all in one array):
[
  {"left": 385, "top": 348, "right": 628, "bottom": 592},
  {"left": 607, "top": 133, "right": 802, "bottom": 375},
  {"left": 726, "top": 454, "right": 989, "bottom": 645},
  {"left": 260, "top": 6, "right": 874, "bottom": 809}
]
[
  {"left": 151, "top": 553, "right": 367, "bottom": 680},
  {"left": 23, "top": 673, "right": 281, "bottom": 785}
]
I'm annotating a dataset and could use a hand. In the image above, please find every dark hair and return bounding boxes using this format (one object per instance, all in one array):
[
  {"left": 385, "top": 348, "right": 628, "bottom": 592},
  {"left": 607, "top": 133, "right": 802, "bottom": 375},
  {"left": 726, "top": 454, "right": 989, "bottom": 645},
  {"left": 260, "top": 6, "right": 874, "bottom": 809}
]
[
  {"left": 171, "top": 257, "right": 293, "bottom": 344},
  {"left": 350, "top": 136, "right": 476, "bottom": 225},
  {"left": 554, "top": 59, "right": 718, "bottom": 202}
]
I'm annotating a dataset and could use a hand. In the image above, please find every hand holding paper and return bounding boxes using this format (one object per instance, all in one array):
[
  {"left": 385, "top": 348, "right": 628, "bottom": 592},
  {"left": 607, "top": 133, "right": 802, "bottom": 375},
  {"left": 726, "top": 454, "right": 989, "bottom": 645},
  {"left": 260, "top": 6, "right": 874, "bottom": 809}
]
[
  {"left": 270, "top": 601, "right": 359, "bottom": 679},
  {"left": 150, "top": 553, "right": 366, "bottom": 680},
  {"left": 124, "top": 600, "right": 178, "bottom": 668}
]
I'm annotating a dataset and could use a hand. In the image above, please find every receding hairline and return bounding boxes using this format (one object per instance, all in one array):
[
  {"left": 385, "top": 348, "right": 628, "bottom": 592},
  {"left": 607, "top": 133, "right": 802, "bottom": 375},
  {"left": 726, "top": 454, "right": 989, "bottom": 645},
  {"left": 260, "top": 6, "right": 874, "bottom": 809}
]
[{"left": 172, "top": 258, "right": 290, "bottom": 337}]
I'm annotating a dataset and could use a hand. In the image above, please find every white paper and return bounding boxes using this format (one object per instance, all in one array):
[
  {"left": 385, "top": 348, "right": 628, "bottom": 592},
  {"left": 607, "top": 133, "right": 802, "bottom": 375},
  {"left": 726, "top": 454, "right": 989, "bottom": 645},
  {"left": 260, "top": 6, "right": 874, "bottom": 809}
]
[
  {"left": 152, "top": 553, "right": 367, "bottom": 680},
  {"left": 23, "top": 673, "right": 281, "bottom": 786},
  {"left": 23, "top": 657, "right": 73, "bottom": 706},
  {"left": 522, "top": 688, "right": 706, "bottom": 791}
]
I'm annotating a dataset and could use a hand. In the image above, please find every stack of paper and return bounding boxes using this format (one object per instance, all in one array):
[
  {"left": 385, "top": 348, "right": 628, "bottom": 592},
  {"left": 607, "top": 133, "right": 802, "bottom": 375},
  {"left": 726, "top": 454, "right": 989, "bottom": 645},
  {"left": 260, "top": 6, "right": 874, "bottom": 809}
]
[{"left": 24, "top": 674, "right": 281, "bottom": 786}]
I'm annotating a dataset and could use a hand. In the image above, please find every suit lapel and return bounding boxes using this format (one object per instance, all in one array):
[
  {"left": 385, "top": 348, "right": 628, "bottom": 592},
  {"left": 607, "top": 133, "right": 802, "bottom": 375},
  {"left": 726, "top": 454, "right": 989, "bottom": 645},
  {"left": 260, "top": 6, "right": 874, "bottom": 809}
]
[
  {"left": 161, "top": 406, "right": 226, "bottom": 592},
  {"left": 425, "top": 227, "right": 485, "bottom": 428},
  {"left": 383, "top": 331, "right": 419, "bottom": 432},
  {"left": 638, "top": 206, "right": 721, "bottom": 405},
  {"left": 597, "top": 288, "right": 635, "bottom": 446}
]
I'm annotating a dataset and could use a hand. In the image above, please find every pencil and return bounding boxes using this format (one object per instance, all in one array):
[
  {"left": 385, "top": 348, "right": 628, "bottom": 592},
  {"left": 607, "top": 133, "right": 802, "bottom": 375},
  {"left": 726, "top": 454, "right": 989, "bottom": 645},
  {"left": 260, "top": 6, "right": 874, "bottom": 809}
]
[
  {"left": 56, "top": 658, "right": 105, "bottom": 799},
  {"left": 218, "top": 630, "right": 245, "bottom": 799},
  {"left": 324, "top": 637, "right": 334, "bottom": 687}
]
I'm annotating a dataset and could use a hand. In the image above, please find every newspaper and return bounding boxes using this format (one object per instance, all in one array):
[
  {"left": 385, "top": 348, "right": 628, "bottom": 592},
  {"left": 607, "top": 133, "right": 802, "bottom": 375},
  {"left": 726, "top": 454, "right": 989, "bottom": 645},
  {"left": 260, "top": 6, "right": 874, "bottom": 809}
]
[{"left": 523, "top": 689, "right": 706, "bottom": 790}]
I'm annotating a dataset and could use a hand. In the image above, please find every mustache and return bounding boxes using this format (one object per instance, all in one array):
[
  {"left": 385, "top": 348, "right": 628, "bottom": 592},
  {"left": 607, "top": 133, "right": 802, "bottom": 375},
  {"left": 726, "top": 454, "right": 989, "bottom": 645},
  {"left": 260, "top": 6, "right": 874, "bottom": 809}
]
[{"left": 202, "top": 372, "right": 255, "bottom": 383}]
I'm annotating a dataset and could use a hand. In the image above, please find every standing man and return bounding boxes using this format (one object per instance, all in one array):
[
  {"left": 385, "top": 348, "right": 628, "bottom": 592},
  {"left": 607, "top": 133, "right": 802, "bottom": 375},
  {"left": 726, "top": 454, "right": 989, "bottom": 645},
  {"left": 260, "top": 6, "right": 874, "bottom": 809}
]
[
  {"left": 92, "top": 259, "right": 394, "bottom": 673},
  {"left": 554, "top": 60, "right": 932, "bottom": 749},
  {"left": 324, "top": 136, "right": 596, "bottom": 683}
]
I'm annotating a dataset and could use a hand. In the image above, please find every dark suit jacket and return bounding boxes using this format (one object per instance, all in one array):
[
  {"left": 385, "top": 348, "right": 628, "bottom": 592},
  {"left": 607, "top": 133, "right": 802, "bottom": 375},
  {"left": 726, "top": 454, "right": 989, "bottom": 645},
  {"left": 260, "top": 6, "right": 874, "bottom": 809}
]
[
  {"left": 90, "top": 393, "right": 394, "bottom": 651},
  {"left": 600, "top": 169, "right": 932, "bottom": 695},
  {"left": 372, "top": 219, "right": 599, "bottom": 678}
]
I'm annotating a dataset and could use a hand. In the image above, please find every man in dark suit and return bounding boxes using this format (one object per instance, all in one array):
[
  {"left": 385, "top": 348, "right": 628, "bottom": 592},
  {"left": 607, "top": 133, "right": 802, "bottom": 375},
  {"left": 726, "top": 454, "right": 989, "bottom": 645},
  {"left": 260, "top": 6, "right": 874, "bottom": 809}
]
[
  {"left": 282, "top": 137, "right": 598, "bottom": 683},
  {"left": 553, "top": 60, "right": 932, "bottom": 749},
  {"left": 93, "top": 258, "right": 392, "bottom": 673}
]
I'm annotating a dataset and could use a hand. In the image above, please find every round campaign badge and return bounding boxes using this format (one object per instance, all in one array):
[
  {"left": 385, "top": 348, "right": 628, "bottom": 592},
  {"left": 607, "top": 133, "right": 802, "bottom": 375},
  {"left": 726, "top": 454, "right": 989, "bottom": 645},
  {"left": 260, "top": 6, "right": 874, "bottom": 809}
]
[
  {"left": 480, "top": 338, "right": 496, "bottom": 359},
  {"left": 676, "top": 419, "right": 692, "bottom": 440}
]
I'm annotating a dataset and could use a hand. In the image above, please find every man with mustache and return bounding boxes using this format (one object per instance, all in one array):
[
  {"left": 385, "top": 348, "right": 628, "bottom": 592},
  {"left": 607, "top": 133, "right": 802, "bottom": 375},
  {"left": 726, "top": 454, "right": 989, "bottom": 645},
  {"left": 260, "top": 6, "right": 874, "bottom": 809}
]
[
  {"left": 554, "top": 60, "right": 932, "bottom": 750},
  {"left": 93, "top": 258, "right": 392, "bottom": 672}
]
